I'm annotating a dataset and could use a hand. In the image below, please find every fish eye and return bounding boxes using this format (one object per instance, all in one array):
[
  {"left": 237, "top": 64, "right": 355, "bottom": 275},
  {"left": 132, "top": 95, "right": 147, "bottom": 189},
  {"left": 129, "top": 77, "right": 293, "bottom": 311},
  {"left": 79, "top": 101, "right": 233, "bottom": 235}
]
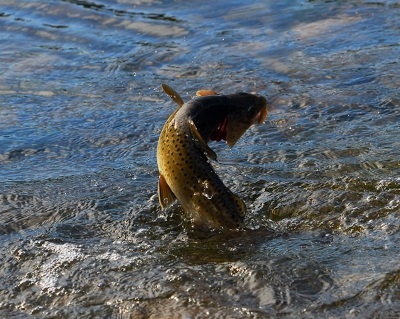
[{"left": 247, "top": 105, "right": 256, "bottom": 115}]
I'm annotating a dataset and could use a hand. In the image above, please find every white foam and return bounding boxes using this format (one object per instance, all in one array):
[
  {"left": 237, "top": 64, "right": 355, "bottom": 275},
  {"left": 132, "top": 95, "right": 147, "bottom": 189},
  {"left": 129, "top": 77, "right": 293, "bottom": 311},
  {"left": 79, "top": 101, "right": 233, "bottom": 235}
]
[{"left": 38, "top": 242, "right": 84, "bottom": 292}]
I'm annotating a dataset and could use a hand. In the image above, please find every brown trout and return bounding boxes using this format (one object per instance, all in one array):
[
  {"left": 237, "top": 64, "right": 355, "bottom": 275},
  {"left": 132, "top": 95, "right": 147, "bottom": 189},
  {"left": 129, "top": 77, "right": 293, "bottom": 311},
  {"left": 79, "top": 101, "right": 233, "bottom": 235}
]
[{"left": 157, "top": 84, "right": 268, "bottom": 230}]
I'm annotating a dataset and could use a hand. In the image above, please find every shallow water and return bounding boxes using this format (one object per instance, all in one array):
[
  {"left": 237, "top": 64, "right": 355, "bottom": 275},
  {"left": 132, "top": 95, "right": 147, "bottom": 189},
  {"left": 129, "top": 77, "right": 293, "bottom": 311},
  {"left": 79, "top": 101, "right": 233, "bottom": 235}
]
[{"left": 1, "top": 0, "right": 400, "bottom": 318}]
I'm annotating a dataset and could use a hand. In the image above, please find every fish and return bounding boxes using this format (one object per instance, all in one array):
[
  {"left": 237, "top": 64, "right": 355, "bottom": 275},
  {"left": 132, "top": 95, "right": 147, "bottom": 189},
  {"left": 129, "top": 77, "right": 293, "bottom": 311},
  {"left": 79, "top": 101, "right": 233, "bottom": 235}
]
[{"left": 157, "top": 83, "right": 268, "bottom": 230}]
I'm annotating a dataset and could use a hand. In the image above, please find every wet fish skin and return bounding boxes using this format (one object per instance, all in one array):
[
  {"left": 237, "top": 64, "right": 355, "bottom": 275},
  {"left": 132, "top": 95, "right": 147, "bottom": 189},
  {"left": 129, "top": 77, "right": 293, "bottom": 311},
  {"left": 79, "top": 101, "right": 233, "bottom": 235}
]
[{"left": 157, "top": 84, "right": 268, "bottom": 230}]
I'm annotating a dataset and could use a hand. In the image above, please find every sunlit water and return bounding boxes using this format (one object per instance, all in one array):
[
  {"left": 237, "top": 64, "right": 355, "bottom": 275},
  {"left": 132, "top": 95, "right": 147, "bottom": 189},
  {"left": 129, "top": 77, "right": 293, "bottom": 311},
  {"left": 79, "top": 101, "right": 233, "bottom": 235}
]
[{"left": 1, "top": 0, "right": 400, "bottom": 318}]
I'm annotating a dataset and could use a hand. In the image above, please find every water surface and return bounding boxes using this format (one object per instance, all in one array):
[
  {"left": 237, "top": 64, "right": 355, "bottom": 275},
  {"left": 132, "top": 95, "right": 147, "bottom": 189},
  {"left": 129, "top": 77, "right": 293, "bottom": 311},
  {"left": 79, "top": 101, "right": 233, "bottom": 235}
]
[{"left": 1, "top": 0, "right": 400, "bottom": 318}]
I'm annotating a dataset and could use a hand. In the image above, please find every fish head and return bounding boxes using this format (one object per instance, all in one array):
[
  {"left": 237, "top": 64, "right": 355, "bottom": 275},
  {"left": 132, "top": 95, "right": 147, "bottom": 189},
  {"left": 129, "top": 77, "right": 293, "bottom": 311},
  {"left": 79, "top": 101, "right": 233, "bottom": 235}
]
[
  {"left": 219, "top": 93, "right": 268, "bottom": 147},
  {"left": 228, "top": 92, "right": 268, "bottom": 124}
]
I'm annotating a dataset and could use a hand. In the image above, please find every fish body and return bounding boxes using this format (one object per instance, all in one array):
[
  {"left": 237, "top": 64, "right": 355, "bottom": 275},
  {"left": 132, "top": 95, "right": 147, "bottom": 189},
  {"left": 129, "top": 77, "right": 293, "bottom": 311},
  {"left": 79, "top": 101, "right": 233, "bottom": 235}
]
[{"left": 157, "top": 84, "right": 267, "bottom": 230}]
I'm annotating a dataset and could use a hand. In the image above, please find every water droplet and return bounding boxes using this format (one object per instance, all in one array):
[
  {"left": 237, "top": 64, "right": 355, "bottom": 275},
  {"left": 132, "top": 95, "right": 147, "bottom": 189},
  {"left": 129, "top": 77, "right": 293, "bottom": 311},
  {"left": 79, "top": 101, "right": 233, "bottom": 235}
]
[{"left": 201, "top": 180, "right": 215, "bottom": 199}]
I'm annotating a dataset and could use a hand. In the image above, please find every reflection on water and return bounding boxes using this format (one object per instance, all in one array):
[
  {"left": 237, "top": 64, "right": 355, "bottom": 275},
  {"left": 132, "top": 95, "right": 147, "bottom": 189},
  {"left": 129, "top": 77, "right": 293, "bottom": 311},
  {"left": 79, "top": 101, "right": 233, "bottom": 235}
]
[{"left": 1, "top": 0, "right": 400, "bottom": 318}]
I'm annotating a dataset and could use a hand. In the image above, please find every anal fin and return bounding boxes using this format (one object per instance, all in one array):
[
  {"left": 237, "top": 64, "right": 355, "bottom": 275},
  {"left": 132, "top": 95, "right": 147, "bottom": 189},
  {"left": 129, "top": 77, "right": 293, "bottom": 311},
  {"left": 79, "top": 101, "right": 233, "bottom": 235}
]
[{"left": 158, "top": 174, "right": 176, "bottom": 209}]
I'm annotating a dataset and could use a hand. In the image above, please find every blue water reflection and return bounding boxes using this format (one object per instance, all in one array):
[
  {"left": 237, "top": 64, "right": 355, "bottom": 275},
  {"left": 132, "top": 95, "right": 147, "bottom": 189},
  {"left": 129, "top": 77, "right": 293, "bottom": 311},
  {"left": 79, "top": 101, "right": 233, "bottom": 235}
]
[{"left": 0, "top": 0, "right": 399, "bottom": 318}]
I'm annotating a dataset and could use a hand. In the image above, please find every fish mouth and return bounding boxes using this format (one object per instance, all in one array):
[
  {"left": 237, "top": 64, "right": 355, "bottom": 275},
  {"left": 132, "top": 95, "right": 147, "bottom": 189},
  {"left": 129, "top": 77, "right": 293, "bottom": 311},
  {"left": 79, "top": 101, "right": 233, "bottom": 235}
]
[
  {"left": 254, "top": 105, "right": 268, "bottom": 124},
  {"left": 208, "top": 95, "right": 267, "bottom": 145},
  {"left": 210, "top": 104, "right": 267, "bottom": 143},
  {"left": 210, "top": 117, "right": 228, "bottom": 142}
]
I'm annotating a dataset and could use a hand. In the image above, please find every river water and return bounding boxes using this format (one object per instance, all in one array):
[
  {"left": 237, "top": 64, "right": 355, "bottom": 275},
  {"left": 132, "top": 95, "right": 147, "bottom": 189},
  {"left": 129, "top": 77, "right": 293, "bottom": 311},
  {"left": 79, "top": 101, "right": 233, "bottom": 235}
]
[{"left": 1, "top": 0, "right": 399, "bottom": 318}]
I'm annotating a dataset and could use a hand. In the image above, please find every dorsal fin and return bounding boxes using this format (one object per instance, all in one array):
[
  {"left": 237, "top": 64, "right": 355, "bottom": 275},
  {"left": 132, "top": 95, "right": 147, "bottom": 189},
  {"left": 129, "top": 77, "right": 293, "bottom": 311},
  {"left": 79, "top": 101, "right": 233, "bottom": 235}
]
[
  {"left": 161, "top": 83, "right": 184, "bottom": 108},
  {"left": 196, "top": 89, "right": 218, "bottom": 97},
  {"left": 188, "top": 119, "right": 217, "bottom": 161}
]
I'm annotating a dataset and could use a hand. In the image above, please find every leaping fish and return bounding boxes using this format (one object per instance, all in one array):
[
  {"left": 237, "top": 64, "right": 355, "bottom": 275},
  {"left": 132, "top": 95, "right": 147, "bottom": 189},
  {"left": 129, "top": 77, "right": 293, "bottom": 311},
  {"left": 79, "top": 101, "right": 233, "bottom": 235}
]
[{"left": 157, "top": 84, "right": 268, "bottom": 230}]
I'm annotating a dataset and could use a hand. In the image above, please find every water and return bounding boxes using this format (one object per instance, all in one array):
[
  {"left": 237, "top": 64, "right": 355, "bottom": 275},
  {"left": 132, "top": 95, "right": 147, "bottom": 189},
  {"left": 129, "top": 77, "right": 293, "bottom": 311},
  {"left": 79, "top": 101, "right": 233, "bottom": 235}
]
[{"left": 1, "top": 0, "right": 399, "bottom": 318}]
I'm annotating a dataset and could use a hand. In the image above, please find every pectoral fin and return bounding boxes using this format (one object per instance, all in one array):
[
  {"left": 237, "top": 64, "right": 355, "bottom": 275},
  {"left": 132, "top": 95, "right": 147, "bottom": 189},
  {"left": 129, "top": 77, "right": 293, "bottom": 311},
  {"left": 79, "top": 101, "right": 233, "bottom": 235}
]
[
  {"left": 158, "top": 174, "right": 176, "bottom": 209},
  {"left": 188, "top": 119, "right": 217, "bottom": 161},
  {"left": 162, "top": 83, "right": 184, "bottom": 108}
]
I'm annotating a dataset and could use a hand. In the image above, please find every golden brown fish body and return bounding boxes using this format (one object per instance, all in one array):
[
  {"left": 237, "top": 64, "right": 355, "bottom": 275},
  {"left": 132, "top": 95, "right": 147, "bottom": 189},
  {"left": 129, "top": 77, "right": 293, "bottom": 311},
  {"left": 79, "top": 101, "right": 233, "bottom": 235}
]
[{"left": 157, "top": 84, "right": 267, "bottom": 230}]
